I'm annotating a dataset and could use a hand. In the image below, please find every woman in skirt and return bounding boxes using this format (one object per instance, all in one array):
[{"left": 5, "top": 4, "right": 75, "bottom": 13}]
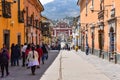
[{"left": 27, "top": 46, "right": 39, "bottom": 75}]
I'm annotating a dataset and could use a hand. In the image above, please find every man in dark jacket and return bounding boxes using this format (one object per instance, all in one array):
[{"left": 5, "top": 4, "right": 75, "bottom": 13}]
[
  {"left": 13, "top": 44, "right": 21, "bottom": 66},
  {"left": 0, "top": 49, "right": 9, "bottom": 78}
]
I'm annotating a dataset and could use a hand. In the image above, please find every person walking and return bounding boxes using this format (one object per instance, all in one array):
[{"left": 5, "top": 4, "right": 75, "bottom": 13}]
[
  {"left": 0, "top": 46, "right": 9, "bottom": 78},
  {"left": 25, "top": 44, "right": 31, "bottom": 66},
  {"left": 21, "top": 43, "right": 27, "bottom": 67},
  {"left": 85, "top": 45, "right": 89, "bottom": 55},
  {"left": 35, "top": 45, "right": 43, "bottom": 68},
  {"left": 27, "top": 46, "right": 39, "bottom": 75},
  {"left": 10, "top": 43, "right": 15, "bottom": 66},
  {"left": 13, "top": 44, "right": 21, "bottom": 66},
  {"left": 41, "top": 43, "right": 48, "bottom": 64}
]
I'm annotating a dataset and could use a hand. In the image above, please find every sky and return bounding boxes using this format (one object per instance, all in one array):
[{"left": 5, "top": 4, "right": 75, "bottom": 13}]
[
  {"left": 40, "top": 0, "right": 54, "bottom": 5},
  {"left": 40, "top": 0, "right": 80, "bottom": 20}
]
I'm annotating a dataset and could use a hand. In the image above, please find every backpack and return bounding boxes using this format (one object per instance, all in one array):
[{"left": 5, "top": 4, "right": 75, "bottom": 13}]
[{"left": 0, "top": 51, "right": 9, "bottom": 64}]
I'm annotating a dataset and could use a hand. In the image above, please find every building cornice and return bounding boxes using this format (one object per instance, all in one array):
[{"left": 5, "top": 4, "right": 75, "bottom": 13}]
[
  {"left": 27, "top": 0, "right": 44, "bottom": 12},
  {"left": 37, "top": 0, "right": 44, "bottom": 11}
]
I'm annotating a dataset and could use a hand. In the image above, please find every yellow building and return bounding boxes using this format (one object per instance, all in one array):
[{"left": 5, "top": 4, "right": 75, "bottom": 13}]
[
  {"left": 41, "top": 16, "right": 52, "bottom": 45},
  {"left": 0, "top": 0, "right": 25, "bottom": 50}
]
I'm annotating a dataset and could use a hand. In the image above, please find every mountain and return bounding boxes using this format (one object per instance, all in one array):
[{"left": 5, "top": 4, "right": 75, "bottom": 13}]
[{"left": 42, "top": 0, "right": 80, "bottom": 20}]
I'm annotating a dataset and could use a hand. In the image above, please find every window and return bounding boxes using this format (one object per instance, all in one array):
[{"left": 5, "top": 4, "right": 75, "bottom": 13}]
[
  {"left": 18, "top": 11, "right": 24, "bottom": 23},
  {"left": 2, "top": 1, "right": 11, "bottom": 18}
]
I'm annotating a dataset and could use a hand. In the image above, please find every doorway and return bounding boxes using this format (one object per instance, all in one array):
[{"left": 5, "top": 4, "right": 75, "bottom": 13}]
[
  {"left": 17, "top": 34, "right": 21, "bottom": 46},
  {"left": 3, "top": 30, "right": 10, "bottom": 50}
]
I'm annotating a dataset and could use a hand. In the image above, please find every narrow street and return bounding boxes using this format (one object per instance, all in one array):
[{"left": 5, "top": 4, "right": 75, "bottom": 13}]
[
  {"left": 1, "top": 50, "right": 120, "bottom": 80},
  {"left": 1, "top": 0, "right": 120, "bottom": 80},
  {"left": 40, "top": 50, "right": 120, "bottom": 80},
  {"left": 0, "top": 50, "right": 59, "bottom": 80}
]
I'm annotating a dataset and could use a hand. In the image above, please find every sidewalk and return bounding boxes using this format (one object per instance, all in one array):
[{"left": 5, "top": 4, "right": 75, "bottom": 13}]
[{"left": 40, "top": 50, "right": 111, "bottom": 80}]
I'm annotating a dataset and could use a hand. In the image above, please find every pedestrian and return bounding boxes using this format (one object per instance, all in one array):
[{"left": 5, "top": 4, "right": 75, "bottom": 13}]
[
  {"left": 10, "top": 43, "right": 15, "bottom": 66},
  {"left": 13, "top": 44, "right": 21, "bottom": 66},
  {"left": 21, "top": 43, "right": 27, "bottom": 67},
  {"left": 0, "top": 46, "right": 9, "bottom": 78},
  {"left": 35, "top": 45, "right": 43, "bottom": 68},
  {"left": 25, "top": 44, "right": 31, "bottom": 66},
  {"left": 27, "top": 46, "right": 39, "bottom": 75},
  {"left": 25, "top": 44, "right": 31, "bottom": 58},
  {"left": 86, "top": 45, "right": 89, "bottom": 55},
  {"left": 41, "top": 43, "right": 48, "bottom": 64}
]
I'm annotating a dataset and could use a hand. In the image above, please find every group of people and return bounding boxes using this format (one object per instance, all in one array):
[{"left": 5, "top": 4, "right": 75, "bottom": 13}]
[{"left": 0, "top": 43, "right": 49, "bottom": 78}]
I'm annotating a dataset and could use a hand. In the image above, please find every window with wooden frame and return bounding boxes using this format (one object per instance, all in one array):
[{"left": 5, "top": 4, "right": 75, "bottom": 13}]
[{"left": 2, "top": 1, "right": 11, "bottom": 18}]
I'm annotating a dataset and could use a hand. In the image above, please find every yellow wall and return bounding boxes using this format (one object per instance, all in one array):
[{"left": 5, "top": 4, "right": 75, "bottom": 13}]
[{"left": 0, "top": 0, "right": 25, "bottom": 49}]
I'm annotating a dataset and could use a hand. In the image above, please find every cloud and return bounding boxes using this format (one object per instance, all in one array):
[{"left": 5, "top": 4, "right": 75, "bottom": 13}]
[
  {"left": 42, "top": 0, "right": 80, "bottom": 19},
  {"left": 51, "top": 7, "right": 56, "bottom": 11},
  {"left": 40, "top": 0, "right": 54, "bottom": 5}
]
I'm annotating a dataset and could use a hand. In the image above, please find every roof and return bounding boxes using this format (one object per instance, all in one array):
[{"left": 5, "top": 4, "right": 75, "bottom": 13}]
[{"left": 37, "top": 0, "right": 44, "bottom": 11}]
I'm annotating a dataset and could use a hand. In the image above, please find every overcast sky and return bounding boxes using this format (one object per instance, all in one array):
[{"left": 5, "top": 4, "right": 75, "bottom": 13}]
[{"left": 40, "top": 0, "right": 54, "bottom": 5}]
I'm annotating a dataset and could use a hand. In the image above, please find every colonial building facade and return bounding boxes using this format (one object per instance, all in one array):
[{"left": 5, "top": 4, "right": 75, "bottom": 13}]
[
  {"left": 24, "top": 0, "right": 44, "bottom": 45},
  {"left": 0, "top": 0, "right": 44, "bottom": 50},
  {"left": 0, "top": 0, "right": 24, "bottom": 49},
  {"left": 52, "top": 21, "right": 72, "bottom": 44},
  {"left": 78, "top": 0, "right": 120, "bottom": 63}
]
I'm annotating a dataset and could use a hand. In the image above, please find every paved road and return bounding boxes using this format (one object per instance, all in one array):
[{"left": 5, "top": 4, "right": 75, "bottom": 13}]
[
  {"left": 2, "top": 50, "right": 120, "bottom": 80},
  {"left": 0, "top": 50, "right": 59, "bottom": 80},
  {"left": 40, "top": 50, "right": 111, "bottom": 80}
]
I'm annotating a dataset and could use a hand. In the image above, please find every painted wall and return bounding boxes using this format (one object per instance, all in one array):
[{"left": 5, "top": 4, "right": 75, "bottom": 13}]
[
  {"left": 24, "top": 0, "right": 43, "bottom": 45},
  {"left": 79, "top": 0, "right": 120, "bottom": 53},
  {"left": 0, "top": 0, "right": 25, "bottom": 50}
]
